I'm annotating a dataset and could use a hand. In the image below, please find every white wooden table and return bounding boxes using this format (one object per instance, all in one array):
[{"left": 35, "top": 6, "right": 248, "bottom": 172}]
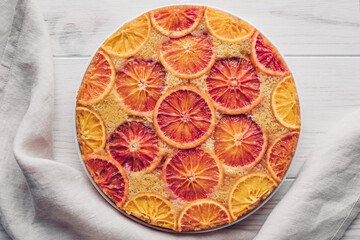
[{"left": 39, "top": 0, "right": 360, "bottom": 238}]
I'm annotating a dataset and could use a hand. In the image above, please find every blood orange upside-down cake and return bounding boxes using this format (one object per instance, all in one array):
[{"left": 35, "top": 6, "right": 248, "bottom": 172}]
[{"left": 75, "top": 5, "right": 301, "bottom": 232}]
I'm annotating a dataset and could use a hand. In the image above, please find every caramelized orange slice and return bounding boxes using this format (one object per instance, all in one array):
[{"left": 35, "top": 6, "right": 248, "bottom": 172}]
[
  {"left": 214, "top": 115, "right": 267, "bottom": 168},
  {"left": 108, "top": 121, "right": 162, "bottom": 173},
  {"left": 150, "top": 6, "right": 204, "bottom": 38},
  {"left": 266, "top": 131, "right": 299, "bottom": 182},
  {"left": 153, "top": 85, "right": 216, "bottom": 149},
  {"left": 163, "top": 148, "right": 223, "bottom": 201},
  {"left": 250, "top": 31, "right": 288, "bottom": 76},
  {"left": 228, "top": 172, "right": 277, "bottom": 219},
  {"left": 84, "top": 154, "right": 128, "bottom": 208},
  {"left": 124, "top": 192, "right": 177, "bottom": 230},
  {"left": 271, "top": 75, "right": 301, "bottom": 129},
  {"left": 102, "top": 14, "right": 151, "bottom": 58},
  {"left": 178, "top": 199, "right": 231, "bottom": 231},
  {"left": 205, "top": 7, "right": 254, "bottom": 42},
  {"left": 77, "top": 50, "right": 115, "bottom": 105},
  {"left": 159, "top": 34, "right": 215, "bottom": 79},
  {"left": 206, "top": 58, "right": 261, "bottom": 114},
  {"left": 115, "top": 59, "right": 166, "bottom": 117}
]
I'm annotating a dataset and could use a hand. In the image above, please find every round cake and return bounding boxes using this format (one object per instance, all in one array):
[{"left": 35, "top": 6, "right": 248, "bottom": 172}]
[{"left": 75, "top": 5, "right": 301, "bottom": 232}]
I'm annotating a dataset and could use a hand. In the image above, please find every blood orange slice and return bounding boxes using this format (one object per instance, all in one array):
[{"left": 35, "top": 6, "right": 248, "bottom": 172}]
[
  {"left": 266, "top": 131, "right": 299, "bottom": 182},
  {"left": 178, "top": 199, "right": 231, "bottom": 231},
  {"left": 250, "top": 31, "right": 288, "bottom": 76},
  {"left": 115, "top": 59, "right": 166, "bottom": 117},
  {"left": 205, "top": 7, "right": 254, "bottom": 42},
  {"left": 153, "top": 85, "right": 216, "bottom": 149},
  {"left": 76, "top": 106, "right": 106, "bottom": 154},
  {"left": 206, "top": 58, "right": 262, "bottom": 114},
  {"left": 102, "top": 14, "right": 151, "bottom": 58},
  {"left": 159, "top": 34, "right": 215, "bottom": 79},
  {"left": 162, "top": 148, "right": 223, "bottom": 201},
  {"left": 150, "top": 6, "right": 204, "bottom": 38},
  {"left": 228, "top": 172, "right": 277, "bottom": 219},
  {"left": 84, "top": 154, "right": 128, "bottom": 208},
  {"left": 271, "top": 75, "right": 301, "bottom": 129},
  {"left": 124, "top": 193, "right": 177, "bottom": 230},
  {"left": 214, "top": 115, "right": 267, "bottom": 168},
  {"left": 77, "top": 50, "right": 115, "bottom": 105},
  {"left": 108, "top": 121, "right": 162, "bottom": 173}
]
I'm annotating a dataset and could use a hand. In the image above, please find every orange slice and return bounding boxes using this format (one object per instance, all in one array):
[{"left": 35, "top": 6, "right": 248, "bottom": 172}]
[
  {"left": 84, "top": 154, "right": 128, "bottom": 208},
  {"left": 115, "top": 59, "right": 166, "bottom": 117},
  {"left": 108, "top": 121, "right": 162, "bottom": 173},
  {"left": 250, "top": 31, "right": 288, "bottom": 76},
  {"left": 162, "top": 148, "right": 223, "bottom": 201},
  {"left": 124, "top": 192, "right": 176, "bottom": 230},
  {"left": 271, "top": 75, "right": 301, "bottom": 129},
  {"left": 150, "top": 6, "right": 204, "bottom": 38},
  {"left": 77, "top": 50, "right": 115, "bottom": 105},
  {"left": 178, "top": 199, "right": 231, "bottom": 231},
  {"left": 228, "top": 172, "right": 277, "bottom": 219},
  {"left": 159, "top": 34, "right": 215, "bottom": 79},
  {"left": 102, "top": 14, "right": 151, "bottom": 58},
  {"left": 153, "top": 85, "right": 216, "bottom": 149},
  {"left": 76, "top": 106, "right": 106, "bottom": 154},
  {"left": 206, "top": 58, "right": 262, "bottom": 114},
  {"left": 266, "top": 131, "right": 299, "bottom": 182},
  {"left": 214, "top": 115, "right": 267, "bottom": 168},
  {"left": 205, "top": 7, "right": 254, "bottom": 42}
]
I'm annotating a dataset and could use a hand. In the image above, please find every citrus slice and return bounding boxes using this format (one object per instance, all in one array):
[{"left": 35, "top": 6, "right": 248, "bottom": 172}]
[
  {"left": 153, "top": 85, "right": 216, "bottom": 149},
  {"left": 108, "top": 121, "right": 162, "bottom": 173},
  {"left": 102, "top": 14, "right": 151, "bottom": 58},
  {"left": 206, "top": 58, "right": 261, "bottom": 114},
  {"left": 214, "top": 115, "right": 267, "bottom": 168},
  {"left": 205, "top": 7, "right": 254, "bottom": 42},
  {"left": 124, "top": 192, "right": 176, "bottom": 230},
  {"left": 266, "top": 131, "right": 299, "bottom": 182},
  {"left": 76, "top": 106, "right": 106, "bottom": 154},
  {"left": 271, "top": 75, "right": 301, "bottom": 129},
  {"left": 150, "top": 6, "right": 204, "bottom": 38},
  {"left": 250, "top": 31, "right": 288, "bottom": 76},
  {"left": 178, "top": 199, "right": 231, "bottom": 231},
  {"left": 228, "top": 172, "right": 277, "bottom": 219},
  {"left": 159, "top": 34, "right": 215, "bottom": 79},
  {"left": 84, "top": 154, "right": 128, "bottom": 208},
  {"left": 77, "top": 50, "right": 115, "bottom": 105},
  {"left": 115, "top": 59, "right": 166, "bottom": 117},
  {"left": 162, "top": 148, "right": 223, "bottom": 201}
]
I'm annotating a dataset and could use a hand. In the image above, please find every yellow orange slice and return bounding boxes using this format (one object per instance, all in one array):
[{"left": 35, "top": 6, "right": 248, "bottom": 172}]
[
  {"left": 108, "top": 121, "right": 162, "bottom": 173},
  {"left": 271, "top": 75, "right": 301, "bottom": 129},
  {"left": 162, "top": 148, "right": 223, "bottom": 201},
  {"left": 266, "top": 131, "right": 299, "bottom": 182},
  {"left": 102, "top": 14, "right": 151, "bottom": 58},
  {"left": 178, "top": 199, "right": 231, "bottom": 231},
  {"left": 77, "top": 50, "right": 115, "bottom": 105},
  {"left": 124, "top": 192, "right": 176, "bottom": 230},
  {"left": 205, "top": 7, "right": 254, "bottom": 42},
  {"left": 206, "top": 57, "right": 262, "bottom": 114},
  {"left": 115, "top": 59, "right": 166, "bottom": 117},
  {"left": 150, "top": 6, "right": 204, "bottom": 38},
  {"left": 250, "top": 31, "right": 288, "bottom": 76},
  {"left": 84, "top": 154, "right": 128, "bottom": 208},
  {"left": 76, "top": 106, "right": 106, "bottom": 154},
  {"left": 153, "top": 85, "right": 216, "bottom": 149},
  {"left": 214, "top": 115, "right": 267, "bottom": 169},
  {"left": 159, "top": 34, "right": 215, "bottom": 79},
  {"left": 228, "top": 172, "right": 277, "bottom": 220}
]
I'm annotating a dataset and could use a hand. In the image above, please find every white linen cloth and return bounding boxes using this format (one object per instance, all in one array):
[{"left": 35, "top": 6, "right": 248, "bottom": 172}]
[{"left": 0, "top": 0, "right": 358, "bottom": 239}]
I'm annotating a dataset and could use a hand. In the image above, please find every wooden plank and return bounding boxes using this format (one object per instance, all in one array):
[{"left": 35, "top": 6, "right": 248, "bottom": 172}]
[{"left": 38, "top": 0, "right": 360, "bottom": 57}]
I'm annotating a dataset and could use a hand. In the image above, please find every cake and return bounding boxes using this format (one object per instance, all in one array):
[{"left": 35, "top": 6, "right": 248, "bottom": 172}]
[{"left": 75, "top": 5, "right": 301, "bottom": 232}]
